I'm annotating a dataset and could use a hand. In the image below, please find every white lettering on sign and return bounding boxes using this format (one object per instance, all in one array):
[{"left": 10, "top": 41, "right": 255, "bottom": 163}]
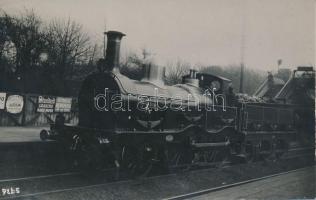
[
  {"left": 0, "top": 92, "right": 6, "bottom": 109},
  {"left": 38, "top": 96, "right": 56, "bottom": 104},
  {"left": 37, "top": 96, "right": 56, "bottom": 113},
  {"left": 55, "top": 97, "right": 72, "bottom": 112},
  {"left": 5, "top": 95, "right": 23, "bottom": 114}
]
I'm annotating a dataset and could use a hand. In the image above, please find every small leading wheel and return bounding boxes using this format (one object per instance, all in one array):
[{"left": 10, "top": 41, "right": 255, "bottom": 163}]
[
  {"left": 121, "top": 144, "right": 156, "bottom": 178},
  {"left": 71, "top": 136, "right": 104, "bottom": 172}
]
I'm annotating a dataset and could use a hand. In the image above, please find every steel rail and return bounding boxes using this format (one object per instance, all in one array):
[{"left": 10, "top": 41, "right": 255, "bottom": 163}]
[{"left": 163, "top": 166, "right": 313, "bottom": 200}]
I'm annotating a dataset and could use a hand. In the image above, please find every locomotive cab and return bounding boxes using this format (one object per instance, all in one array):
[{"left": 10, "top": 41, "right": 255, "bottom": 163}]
[{"left": 183, "top": 72, "right": 232, "bottom": 95}]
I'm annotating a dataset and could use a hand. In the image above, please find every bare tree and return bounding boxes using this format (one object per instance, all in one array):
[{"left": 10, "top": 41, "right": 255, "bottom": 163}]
[
  {"left": 0, "top": 10, "right": 45, "bottom": 72},
  {"left": 0, "top": 10, "right": 97, "bottom": 94},
  {"left": 164, "top": 60, "right": 190, "bottom": 85},
  {"left": 45, "top": 18, "right": 92, "bottom": 79},
  {"left": 120, "top": 50, "right": 147, "bottom": 80}
]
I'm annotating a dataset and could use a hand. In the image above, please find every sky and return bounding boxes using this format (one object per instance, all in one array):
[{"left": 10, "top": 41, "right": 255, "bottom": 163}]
[{"left": 1, "top": 0, "right": 315, "bottom": 71}]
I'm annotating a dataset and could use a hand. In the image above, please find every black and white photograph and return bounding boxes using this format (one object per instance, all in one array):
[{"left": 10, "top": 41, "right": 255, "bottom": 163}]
[{"left": 0, "top": 0, "right": 315, "bottom": 199}]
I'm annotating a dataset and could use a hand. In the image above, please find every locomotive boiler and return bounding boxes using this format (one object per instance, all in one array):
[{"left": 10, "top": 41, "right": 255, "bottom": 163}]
[{"left": 48, "top": 31, "right": 315, "bottom": 176}]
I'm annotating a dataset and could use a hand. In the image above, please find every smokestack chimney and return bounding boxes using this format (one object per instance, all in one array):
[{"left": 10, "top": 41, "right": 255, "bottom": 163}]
[{"left": 104, "top": 31, "right": 125, "bottom": 72}]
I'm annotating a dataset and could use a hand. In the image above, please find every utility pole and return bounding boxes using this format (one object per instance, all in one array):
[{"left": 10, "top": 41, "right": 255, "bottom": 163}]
[
  {"left": 239, "top": 63, "right": 244, "bottom": 93},
  {"left": 103, "top": 21, "right": 107, "bottom": 58},
  {"left": 239, "top": 0, "right": 246, "bottom": 93},
  {"left": 142, "top": 48, "right": 150, "bottom": 60},
  {"left": 103, "top": 33, "right": 106, "bottom": 58},
  {"left": 277, "top": 59, "right": 282, "bottom": 72}
]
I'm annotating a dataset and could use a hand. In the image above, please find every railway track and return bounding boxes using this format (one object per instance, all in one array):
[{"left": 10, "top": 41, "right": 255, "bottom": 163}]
[
  {"left": 0, "top": 171, "right": 79, "bottom": 183},
  {"left": 0, "top": 167, "right": 121, "bottom": 199},
  {"left": 2, "top": 162, "right": 314, "bottom": 199},
  {"left": 163, "top": 166, "right": 314, "bottom": 200},
  {"left": 0, "top": 148, "right": 313, "bottom": 200},
  {"left": 0, "top": 168, "right": 176, "bottom": 199}
]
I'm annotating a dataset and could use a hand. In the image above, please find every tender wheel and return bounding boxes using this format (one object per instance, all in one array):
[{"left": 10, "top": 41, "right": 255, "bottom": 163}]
[
  {"left": 244, "top": 141, "right": 257, "bottom": 163},
  {"left": 259, "top": 140, "right": 272, "bottom": 160},
  {"left": 275, "top": 140, "right": 288, "bottom": 159}
]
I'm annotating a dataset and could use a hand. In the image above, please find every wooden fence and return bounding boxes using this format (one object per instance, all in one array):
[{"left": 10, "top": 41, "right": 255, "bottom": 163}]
[{"left": 0, "top": 93, "right": 78, "bottom": 126}]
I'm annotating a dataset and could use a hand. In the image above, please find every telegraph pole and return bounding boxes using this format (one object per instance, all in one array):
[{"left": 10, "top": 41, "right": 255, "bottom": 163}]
[
  {"left": 239, "top": 63, "right": 244, "bottom": 93},
  {"left": 239, "top": 0, "right": 246, "bottom": 93},
  {"left": 277, "top": 59, "right": 282, "bottom": 72},
  {"left": 103, "top": 21, "right": 107, "bottom": 58}
]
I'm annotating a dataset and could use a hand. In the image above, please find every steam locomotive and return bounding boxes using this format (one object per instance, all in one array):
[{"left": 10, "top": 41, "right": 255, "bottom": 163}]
[{"left": 47, "top": 31, "right": 315, "bottom": 176}]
